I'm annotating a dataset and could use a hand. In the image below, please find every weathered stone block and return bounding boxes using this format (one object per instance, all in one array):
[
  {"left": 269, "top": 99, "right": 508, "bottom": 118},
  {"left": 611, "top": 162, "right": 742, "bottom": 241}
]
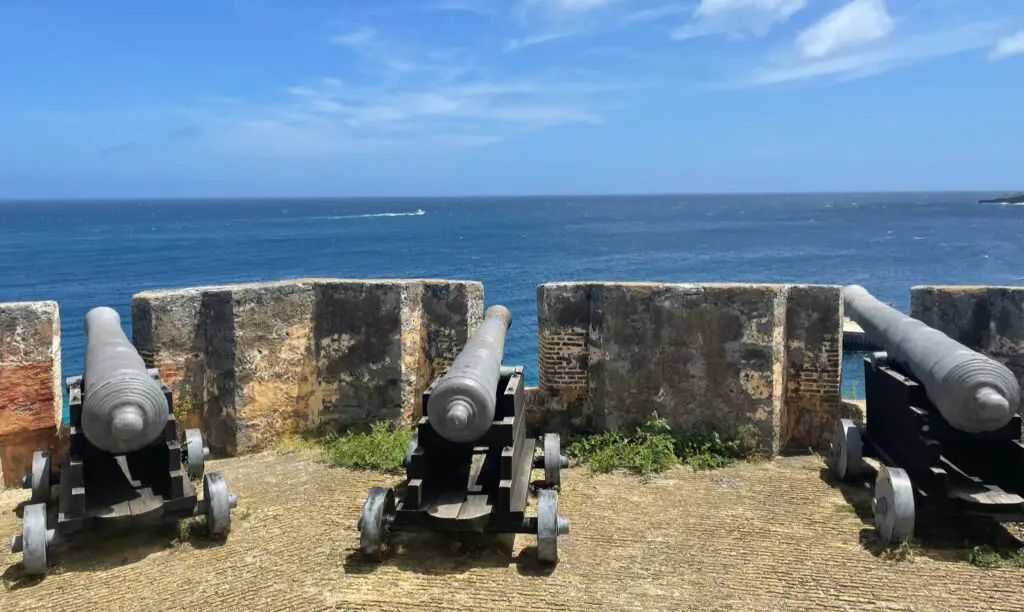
[
  {"left": 782, "top": 285, "right": 843, "bottom": 452},
  {"left": 133, "top": 278, "right": 483, "bottom": 456},
  {"left": 535, "top": 282, "right": 843, "bottom": 454},
  {"left": 911, "top": 285, "right": 1024, "bottom": 407},
  {"left": 0, "top": 301, "right": 62, "bottom": 486},
  {"left": 536, "top": 282, "right": 788, "bottom": 451}
]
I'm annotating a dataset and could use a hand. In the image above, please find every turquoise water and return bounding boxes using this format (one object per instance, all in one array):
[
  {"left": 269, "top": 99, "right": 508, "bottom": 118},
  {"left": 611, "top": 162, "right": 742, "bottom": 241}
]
[{"left": 1, "top": 193, "right": 1020, "bottom": 422}]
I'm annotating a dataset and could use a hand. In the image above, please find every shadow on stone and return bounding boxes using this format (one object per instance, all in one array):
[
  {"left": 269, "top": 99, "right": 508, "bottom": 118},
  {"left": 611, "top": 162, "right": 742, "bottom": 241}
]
[
  {"left": 342, "top": 532, "right": 522, "bottom": 576},
  {"left": 2, "top": 518, "right": 230, "bottom": 589},
  {"left": 513, "top": 545, "right": 558, "bottom": 577},
  {"left": 820, "top": 465, "right": 1024, "bottom": 564}
]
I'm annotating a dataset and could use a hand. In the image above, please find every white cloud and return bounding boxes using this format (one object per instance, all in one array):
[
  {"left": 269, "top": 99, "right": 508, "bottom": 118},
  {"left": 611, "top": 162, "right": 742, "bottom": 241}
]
[
  {"left": 330, "top": 27, "right": 377, "bottom": 47},
  {"left": 989, "top": 29, "right": 1024, "bottom": 60},
  {"left": 505, "top": 31, "right": 576, "bottom": 52},
  {"left": 621, "top": 4, "right": 693, "bottom": 25},
  {"left": 748, "top": 20, "right": 1004, "bottom": 85},
  {"left": 795, "top": 0, "right": 894, "bottom": 59},
  {"left": 525, "top": 0, "right": 619, "bottom": 13},
  {"left": 427, "top": 0, "right": 497, "bottom": 16},
  {"left": 673, "top": 0, "right": 807, "bottom": 40}
]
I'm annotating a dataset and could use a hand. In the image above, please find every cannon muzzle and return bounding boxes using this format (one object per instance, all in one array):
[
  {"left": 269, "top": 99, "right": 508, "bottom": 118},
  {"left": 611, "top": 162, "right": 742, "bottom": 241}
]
[
  {"left": 426, "top": 305, "right": 513, "bottom": 443},
  {"left": 82, "top": 307, "right": 169, "bottom": 454},
  {"left": 844, "top": 285, "right": 1020, "bottom": 433}
]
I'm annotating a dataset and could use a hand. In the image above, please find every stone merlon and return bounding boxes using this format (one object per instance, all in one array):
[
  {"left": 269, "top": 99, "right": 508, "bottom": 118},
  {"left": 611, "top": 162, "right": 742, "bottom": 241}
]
[
  {"left": 131, "top": 279, "right": 483, "bottom": 456},
  {"left": 0, "top": 300, "right": 63, "bottom": 486},
  {"left": 533, "top": 282, "right": 842, "bottom": 454}
]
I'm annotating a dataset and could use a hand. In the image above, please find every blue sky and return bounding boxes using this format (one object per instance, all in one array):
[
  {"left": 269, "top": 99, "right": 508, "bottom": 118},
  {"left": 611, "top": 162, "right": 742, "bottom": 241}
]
[{"left": 1, "top": 0, "right": 1022, "bottom": 198}]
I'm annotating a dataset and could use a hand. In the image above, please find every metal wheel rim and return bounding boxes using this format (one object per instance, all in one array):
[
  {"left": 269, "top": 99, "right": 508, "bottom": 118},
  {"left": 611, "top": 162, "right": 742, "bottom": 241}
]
[
  {"left": 359, "top": 487, "right": 394, "bottom": 561},
  {"left": 185, "top": 429, "right": 205, "bottom": 479},
  {"left": 204, "top": 472, "right": 232, "bottom": 537},
  {"left": 873, "top": 466, "right": 915, "bottom": 543},
  {"left": 537, "top": 489, "right": 559, "bottom": 564},
  {"left": 828, "top": 419, "right": 861, "bottom": 480},
  {"left": 30, "top": 451, "right": 51, "bottom": 504},
  {"left": 21, "top": 503, "right": 48, "bottom": 576},
  {"left": 544, "top": 433, "right": 562, "bottom": 486}
]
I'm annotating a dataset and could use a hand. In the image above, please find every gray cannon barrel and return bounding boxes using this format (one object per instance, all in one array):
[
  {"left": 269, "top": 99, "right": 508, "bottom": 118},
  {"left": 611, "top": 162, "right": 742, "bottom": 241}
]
[
  {"left": 82, "top": 307, "right": 169, "bottom": 454},
  {"left": 844, "top": 285, "right": 1020, "bottom": 433},
  {"left": 426, "top": 305, "right": 513, "bottom": 443}
]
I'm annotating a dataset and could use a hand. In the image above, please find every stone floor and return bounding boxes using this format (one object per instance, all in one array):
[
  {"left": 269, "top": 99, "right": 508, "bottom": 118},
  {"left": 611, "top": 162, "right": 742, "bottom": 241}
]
[{"left": 2, "top": 450, "right": 1024, "bottom": 611}]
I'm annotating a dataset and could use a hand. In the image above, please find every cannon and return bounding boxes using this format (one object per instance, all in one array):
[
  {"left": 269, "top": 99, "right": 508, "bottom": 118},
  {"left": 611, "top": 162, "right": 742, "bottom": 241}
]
[
  {"left": 828, "top": 285, "right": 1024, "bottom": 544},
  {"left": 10, "top": 306, "right": 237, "bottom": 577},
  {"left": 357, "top": 305, "right": 570, "bottom": 564}
]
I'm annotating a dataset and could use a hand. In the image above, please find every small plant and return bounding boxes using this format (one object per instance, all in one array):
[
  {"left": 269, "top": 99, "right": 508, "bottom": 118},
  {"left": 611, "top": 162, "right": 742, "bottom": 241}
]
[
  {"left": 322, "top": 421, "right": 413, "bottom": 472},
  {"left": 565, "top": 414, "right": 678, "bottom": 478},
  {"left": 675, "top": 424, "right": 758, "bottom": 471},
  {"left": 967, "top": 544, "right": 1024, "bottom": 568},
  {"left": 175, "top": 381, "right": 193, "bottom": 425},
  {"left": 868, "top": 537, "right": 917, "bottom": 562}
]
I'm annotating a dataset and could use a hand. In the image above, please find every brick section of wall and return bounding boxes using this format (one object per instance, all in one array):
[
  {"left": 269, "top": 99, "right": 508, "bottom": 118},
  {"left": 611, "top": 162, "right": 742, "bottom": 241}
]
[
  {"left": 782, "top": 285, "right": 843, "bottom": 452},
  {"left": 910, "top": 285, "right": 1024, "bottom": 406},
  {"left": 0, "top": 300, "right": 62, "bottom": 486},
  {"left": 536, "top": 283, "right": 591, "bottom": 428},
  {"left": 132, "top": 278, "right": 481, "bottom": 456}
]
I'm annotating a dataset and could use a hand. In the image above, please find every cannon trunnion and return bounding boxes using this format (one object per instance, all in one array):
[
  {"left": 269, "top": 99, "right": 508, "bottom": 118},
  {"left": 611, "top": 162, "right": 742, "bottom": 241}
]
[
  {"left": 357, "top": 306, "right": 570, "bottom": 564},
  {"left": 10, "top": 307, "right": 237, "bottom": 578},
  {"left": 828, "top": 351, "right": 1024, "bottom": 544}
]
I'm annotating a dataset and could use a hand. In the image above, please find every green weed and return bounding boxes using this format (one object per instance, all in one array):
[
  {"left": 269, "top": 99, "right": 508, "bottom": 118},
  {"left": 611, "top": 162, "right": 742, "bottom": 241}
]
[
  {"left": 967, "top": 544, "right": 1024, "bottom": 568},
  {"left": 321, "top": 421, "right": 413, "bottom": 472}
]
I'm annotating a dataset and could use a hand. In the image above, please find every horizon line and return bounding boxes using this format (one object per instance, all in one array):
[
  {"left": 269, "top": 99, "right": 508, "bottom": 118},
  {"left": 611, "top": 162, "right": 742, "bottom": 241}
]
[{"left": 0, "top": 188, "right": 1015, "bottom": 204}]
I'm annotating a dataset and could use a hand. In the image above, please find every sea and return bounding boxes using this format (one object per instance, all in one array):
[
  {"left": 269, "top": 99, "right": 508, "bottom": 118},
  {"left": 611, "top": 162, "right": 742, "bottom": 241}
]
[{"left": 1, "top": 192, "right": 1021, "bottom": 418}]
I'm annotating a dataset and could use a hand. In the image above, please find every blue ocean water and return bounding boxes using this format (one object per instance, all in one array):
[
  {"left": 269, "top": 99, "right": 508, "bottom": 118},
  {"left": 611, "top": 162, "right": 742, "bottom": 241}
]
[{"left": 1, "top": 193, "right": 1021, "bottom": 418}]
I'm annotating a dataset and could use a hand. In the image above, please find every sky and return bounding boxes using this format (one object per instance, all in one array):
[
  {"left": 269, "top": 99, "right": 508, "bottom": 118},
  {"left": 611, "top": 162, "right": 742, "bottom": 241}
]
[{"left": 1, "top": 0, "right": 1022, "bottom": 198}]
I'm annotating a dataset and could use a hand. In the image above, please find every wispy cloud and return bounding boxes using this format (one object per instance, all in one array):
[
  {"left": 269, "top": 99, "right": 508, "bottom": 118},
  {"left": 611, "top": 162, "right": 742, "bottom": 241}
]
[
  {"left": 505, "top": 31, "right": 577, "bottom": 52},
  {"left": 521, "top": 0, "right": 620, "bottom": 14},
  {"left": 747, "top": 19, "right": 1005, "bottom": 86},
  {"left": 330, "top": 26, "right": 377, "bottom": 47},
  {"left": 795, "top": 0, "right": 895, "bottom": 59},
  {"left": 181, "top": 21, "right": 647, "bottom": 160},
  {"left": 989, "top": 28, "right": 1024, "bottom": 60},
  {"left": 427, "top": 0, "right": 498, "bottom": 17},
  {"left": 672, "top": 0, "right": 807, "bottom": 41},
  {"left": 621, "top": 3, "right": 695, "bottom": 25}
]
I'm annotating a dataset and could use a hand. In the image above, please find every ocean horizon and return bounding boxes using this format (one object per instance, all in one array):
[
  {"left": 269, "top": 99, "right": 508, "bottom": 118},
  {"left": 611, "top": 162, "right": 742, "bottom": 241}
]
[{"left": 2, "top": 191, "right": 1022, "bottom": 417}]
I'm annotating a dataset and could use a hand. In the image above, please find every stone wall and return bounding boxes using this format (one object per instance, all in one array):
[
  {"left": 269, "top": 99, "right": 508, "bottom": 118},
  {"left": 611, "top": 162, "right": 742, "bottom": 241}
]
[
  {"left": 782, "top": 285, "right": 844, "bottom": 451},
  {"left": 534, "top": 282, "right": 843, "bottom": 454},
  {"left": 0, "top": 301, "right": 62, "bottom": 486},
  {"left": 132, "top": 279, "right": 483, "bottom": 456},
  {"left": 910, "top": 285, "right": 1024, "bottom": 400}
]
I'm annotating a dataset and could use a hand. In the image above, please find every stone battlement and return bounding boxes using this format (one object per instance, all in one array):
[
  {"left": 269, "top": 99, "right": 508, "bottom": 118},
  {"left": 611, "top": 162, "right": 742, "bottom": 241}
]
[{"left": 1, "top": 280, "right": 1022, "bottom": 486}]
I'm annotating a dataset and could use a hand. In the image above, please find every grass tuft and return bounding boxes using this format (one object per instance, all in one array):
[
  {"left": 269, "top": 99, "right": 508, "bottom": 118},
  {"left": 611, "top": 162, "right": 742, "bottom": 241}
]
[
  {"left": 867, "top": 537, "right": 917, "bottom": 562},
  {"left": 321, "top": 421, "right": 413, "bottom": 472},
  {"left": 565, "top": 414, "right": 762, "bottom": 479},
  {"left": 967, "top": 544, "right": 1024, "bottom": 568},
  {"left": 565, "top": 414, "right": 677, "bottom": 478}
]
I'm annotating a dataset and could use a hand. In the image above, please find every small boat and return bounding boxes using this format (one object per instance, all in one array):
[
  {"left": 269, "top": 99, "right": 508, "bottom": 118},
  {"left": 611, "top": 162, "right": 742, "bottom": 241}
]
[{"left": 978, "top": 192, "right": 1024, "bottom": 204}]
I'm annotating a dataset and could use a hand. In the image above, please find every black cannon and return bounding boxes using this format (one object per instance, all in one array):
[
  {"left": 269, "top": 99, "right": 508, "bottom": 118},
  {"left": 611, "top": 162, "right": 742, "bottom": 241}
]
[
  {"left": 10, "top": 307, "right": 236, "bottom": 577},
  {"left": 357, "top": 305, "right": 570, "bottom": 564},
  {"left": 828, "top": 285, "right": 1024, "bottom": 543}
]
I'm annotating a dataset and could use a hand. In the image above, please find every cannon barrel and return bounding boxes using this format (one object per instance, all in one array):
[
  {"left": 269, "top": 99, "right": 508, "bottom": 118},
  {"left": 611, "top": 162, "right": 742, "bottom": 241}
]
[
  {"left": 427, "top": 305, "right": 513, "bottom": 443},
  {"left": 82, "top": 307, "right": 169, "bottom": 454},
  {"left": 844, "top": 285, "right": 1020, "bottom": 433}
]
